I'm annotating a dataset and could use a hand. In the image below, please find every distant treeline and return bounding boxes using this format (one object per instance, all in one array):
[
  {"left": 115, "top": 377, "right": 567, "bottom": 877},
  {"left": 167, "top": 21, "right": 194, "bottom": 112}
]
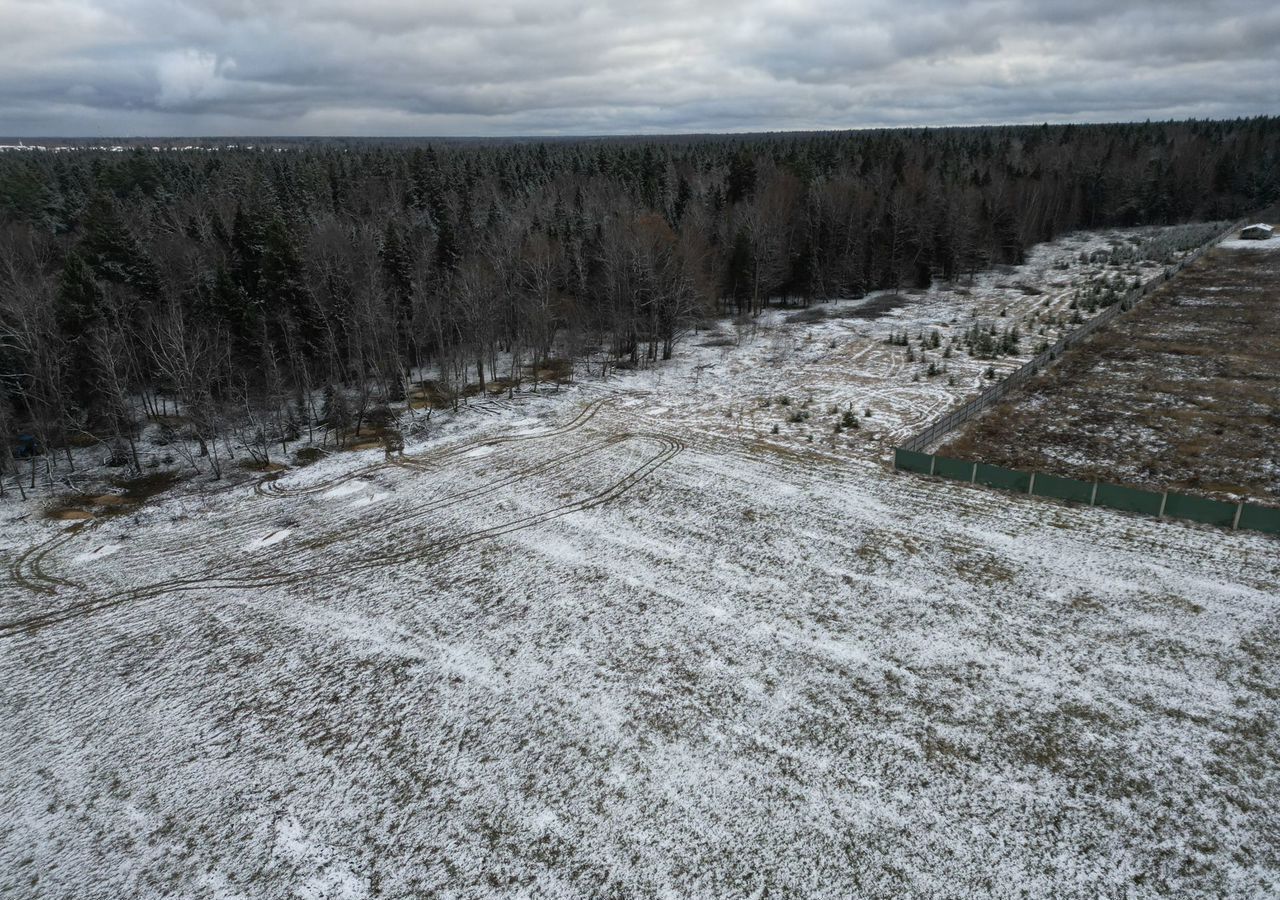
[{"left": 0, "top": 118, "right": 1277, "bottom": 486}]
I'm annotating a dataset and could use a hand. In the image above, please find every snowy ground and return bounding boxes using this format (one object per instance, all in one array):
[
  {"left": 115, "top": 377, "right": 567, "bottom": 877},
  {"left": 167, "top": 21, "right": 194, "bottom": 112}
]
[{"left": 2, "top": 226, "right": 1277, "bottom": 898}]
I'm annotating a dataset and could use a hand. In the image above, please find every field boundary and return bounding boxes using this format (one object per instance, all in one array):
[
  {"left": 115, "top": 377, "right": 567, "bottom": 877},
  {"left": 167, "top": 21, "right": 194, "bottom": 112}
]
[
  {"left": 898, "top": 219, "right": 1246, "bottom": 454},
  {"left": 890, "top": 217, "right": 1280, "bottom": 538},
  {"left": 893, "top": 448, "right": 1280, "bottom": 537}
]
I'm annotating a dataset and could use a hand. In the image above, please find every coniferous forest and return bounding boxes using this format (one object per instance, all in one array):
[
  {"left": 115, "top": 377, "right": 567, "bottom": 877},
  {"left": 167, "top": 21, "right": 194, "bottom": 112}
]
[{"left": 1, "top": 118, "right": 1278, "bottom": 488}]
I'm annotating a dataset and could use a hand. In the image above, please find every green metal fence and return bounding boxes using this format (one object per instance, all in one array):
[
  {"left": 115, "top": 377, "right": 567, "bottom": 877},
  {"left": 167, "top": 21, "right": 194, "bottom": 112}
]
[
  {"left": 1031, "top": 472, "right": 1094, "bottom": 504},
  {"left": 1163, "top": 492, "right": 1239, "bottom": 528},
  {"left": 892, "top": 450, "right": 1278, "bottom": 538},
  {"left": 1238, "top": 504, "right": 1280, "bottom": 536},
  {"left": 933, "top": 455, "right": 974, "bottom": 482},
  {"left": 888, "top": 219, "right": 1275, "bottom": 540},
  {"left": 894, "top": 448, "right": 933, "bottom": 475},
  {"left": 975, "top": 463, "right": 1031, "bottom": 493},
  {"left": 1093, "top": 482, "right": 1164, "bottom": 517}
]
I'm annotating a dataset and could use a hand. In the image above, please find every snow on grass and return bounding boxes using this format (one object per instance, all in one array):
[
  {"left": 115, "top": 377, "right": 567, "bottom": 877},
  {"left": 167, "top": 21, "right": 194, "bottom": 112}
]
[
  {"left": 1, "top": 225, "right": 1276, "bottom": 898},
  {"left": 242, "top": 528, "right": 291, "bottom": 551},
  {"left": 323, "top": 480, "right": 373, "bottom": 500},
  {"left": 1218, "top": 235, "right": 1277, "bottom": 252},
  {"left": 349, "top": 492, "right": 390, "bottom": 508},
  {"left": 71, "top": 544, "right": 121, "bottom": 563}
]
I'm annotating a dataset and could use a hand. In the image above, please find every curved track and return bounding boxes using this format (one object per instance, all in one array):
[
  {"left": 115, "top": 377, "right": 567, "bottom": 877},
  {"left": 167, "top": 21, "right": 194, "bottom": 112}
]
[
  {"left": 0, "top": 428, "right": 682, "bottom": 638},
  {"left": 255, "top": 398, "right": 613, "bottom": 498},
  {"left": 7, "top": 529, "right": 87, "bottom": 596}
]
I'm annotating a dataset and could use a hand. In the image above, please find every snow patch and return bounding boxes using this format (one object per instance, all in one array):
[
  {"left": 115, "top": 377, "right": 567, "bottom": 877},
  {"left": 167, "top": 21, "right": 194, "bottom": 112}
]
[
  {"left": 1219, "top": 237, "right": 1278, "bottom": 252},
  {"left": 243, "top": 529, "right": 291, "bottom": 551},
  {"left": 350, "top": 492, "right": 390, "bottom": 508},
  {"left": 323, "top": 481, "right": 368, "bottom": 499},
  {"left": 73, "top": 544, "right": 121, "bottom": 563}
]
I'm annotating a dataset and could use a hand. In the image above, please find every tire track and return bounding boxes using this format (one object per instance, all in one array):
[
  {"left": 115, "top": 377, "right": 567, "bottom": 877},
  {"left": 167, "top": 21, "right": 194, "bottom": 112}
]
[
  {"left": 0, "top": 431, "right": 683, "bottom": 637},
  {"left": 7, "top": 529, "right": 86, "bottom": 596},
  {"left": 21, "top": 427, "right": 628, "bottom": 602},
  {"left": 255, "top": 397, "right": 612, "bottom": 498}
]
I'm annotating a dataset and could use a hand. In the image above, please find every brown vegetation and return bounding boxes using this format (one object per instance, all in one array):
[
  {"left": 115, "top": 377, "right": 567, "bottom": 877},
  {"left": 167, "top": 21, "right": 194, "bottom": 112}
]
[{"left": 940, "top": 247, "right": 1280, "bottom": 504}]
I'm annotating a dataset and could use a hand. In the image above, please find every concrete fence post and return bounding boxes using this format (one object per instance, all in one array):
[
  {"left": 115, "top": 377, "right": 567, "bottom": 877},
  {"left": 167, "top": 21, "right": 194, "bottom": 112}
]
[
  {"left": 970, "top": 463, "right": 978, "bottom": 483},
  {"left": 1027, "top": 471, "right": 1037, "bottom": 495},
  {"left": 1089, "top": 481, "right": 1098, "bottom": 507},
  {"left": 1232, "top": 502, "right": 1244, "bottom": 531},
  {"left": 1158, "top": 492, "right": 1168, "bottom": 518},
  {"left": 928, "top": 455, "right": 936, "bottom": 476}
]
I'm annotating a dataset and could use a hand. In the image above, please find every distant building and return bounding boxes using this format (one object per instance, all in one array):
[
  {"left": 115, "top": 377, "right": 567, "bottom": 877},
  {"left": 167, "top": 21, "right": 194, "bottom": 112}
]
[{"left": 1240, "top": 223, "right": 1273, "bottom": 240}]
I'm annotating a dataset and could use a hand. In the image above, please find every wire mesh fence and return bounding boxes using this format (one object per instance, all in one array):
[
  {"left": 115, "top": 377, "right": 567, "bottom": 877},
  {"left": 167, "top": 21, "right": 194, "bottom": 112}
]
[{"left": 900, "top": 220, "right": 1246, "bottom": 454}]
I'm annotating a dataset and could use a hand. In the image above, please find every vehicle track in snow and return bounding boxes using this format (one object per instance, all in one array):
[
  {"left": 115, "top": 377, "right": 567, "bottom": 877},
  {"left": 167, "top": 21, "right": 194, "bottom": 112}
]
[
  {"left": 254, "top": 397, "right": 613, "bottom": 498},
  {"left": 0, "top": 430, "right": 683, "bottom": 637},
  {"left": 6, "top": 528, "right": 86, "bottom": 596},
  {"left": 8, "top": 414, "right": 623, "bottom": 602},
  {"left": 0, "top": 397, "right": 620, "bottom": 610}
]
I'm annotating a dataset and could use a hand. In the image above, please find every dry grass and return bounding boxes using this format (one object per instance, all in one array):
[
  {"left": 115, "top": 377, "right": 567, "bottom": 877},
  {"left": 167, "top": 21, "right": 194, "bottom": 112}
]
[
  {"left": 238, "top": 460, "right": 287, "bottom": 473},
  {"left": 292, "top": 447, "right": 326, "bottom": 467},
  {"left": 43, "top": 471, "right": 184, "bottom": 521},
  {"left": 940, "top": 247, "right": 1280, "bottom": 506},
  {"left": 45, "top": 508, "right": 93, "bottom": 521},
  {"left": 407, "top": 380, "right": 454, "bottom": 410}
]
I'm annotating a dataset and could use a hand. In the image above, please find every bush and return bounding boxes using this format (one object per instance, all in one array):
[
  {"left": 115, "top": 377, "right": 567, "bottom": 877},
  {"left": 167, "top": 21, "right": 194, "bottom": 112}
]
[{"left": 364, "top": 406, "right": 395, "bottom": 430}]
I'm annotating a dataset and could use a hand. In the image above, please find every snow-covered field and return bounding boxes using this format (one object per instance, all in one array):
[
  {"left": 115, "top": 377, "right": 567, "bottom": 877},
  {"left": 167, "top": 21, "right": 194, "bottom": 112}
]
[{"left": 2, "top": 226, "right": 1277, "bottom": 898}]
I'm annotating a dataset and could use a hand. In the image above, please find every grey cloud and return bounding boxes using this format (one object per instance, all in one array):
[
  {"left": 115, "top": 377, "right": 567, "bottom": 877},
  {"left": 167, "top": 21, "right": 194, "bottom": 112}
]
[{"left": 0, "top": 0, "right": 1275, "bottom": 135}]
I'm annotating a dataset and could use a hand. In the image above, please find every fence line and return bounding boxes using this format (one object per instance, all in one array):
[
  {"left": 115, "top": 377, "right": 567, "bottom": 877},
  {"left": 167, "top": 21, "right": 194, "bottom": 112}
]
[
  {"left": 889, "top": 217, "right": 1280, "bottom": 538},
  {"left": 899, "top": 219, "right": 1246, "bottom": 454},
  {"left": 893, "top": 448, "right": 1280, "bottom": 537}
]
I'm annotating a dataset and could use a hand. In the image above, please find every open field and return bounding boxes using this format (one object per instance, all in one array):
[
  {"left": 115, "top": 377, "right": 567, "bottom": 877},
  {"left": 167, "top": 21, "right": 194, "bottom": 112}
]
[
  {"left": 2, "top": 227, "right": 1278, "bottom": 898},
  {"left": 939, "top": 235, "right": 1280, "bottom": 506}
]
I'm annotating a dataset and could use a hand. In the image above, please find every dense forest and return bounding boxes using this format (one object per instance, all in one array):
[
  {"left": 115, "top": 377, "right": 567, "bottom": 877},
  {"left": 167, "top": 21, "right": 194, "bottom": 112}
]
[{"left": 1, "top": 118, "right": 1278, "bottom": 490}]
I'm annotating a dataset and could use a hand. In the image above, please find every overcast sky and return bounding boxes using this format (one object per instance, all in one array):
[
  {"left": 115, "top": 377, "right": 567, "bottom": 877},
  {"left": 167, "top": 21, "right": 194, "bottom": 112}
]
[{"left": 2, "top": 0, "right": 1277, "bottom": 136}]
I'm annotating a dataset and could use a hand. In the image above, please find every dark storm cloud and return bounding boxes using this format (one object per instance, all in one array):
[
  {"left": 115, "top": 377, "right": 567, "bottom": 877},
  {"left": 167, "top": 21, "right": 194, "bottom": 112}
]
[{"left": 0, "top": 0, "right": 1275, "bottom": 135}]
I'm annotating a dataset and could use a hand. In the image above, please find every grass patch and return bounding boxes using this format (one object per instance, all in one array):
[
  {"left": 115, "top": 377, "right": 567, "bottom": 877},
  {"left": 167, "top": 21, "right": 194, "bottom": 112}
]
[{"left": 293, "top": 447, "right": 326, "bottom": 467}]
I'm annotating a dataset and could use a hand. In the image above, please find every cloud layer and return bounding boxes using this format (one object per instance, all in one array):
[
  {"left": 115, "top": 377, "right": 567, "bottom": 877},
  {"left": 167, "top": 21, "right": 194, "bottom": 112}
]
[{"left": 1, "top": 0, "right": 1277, "bottom": 135}]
